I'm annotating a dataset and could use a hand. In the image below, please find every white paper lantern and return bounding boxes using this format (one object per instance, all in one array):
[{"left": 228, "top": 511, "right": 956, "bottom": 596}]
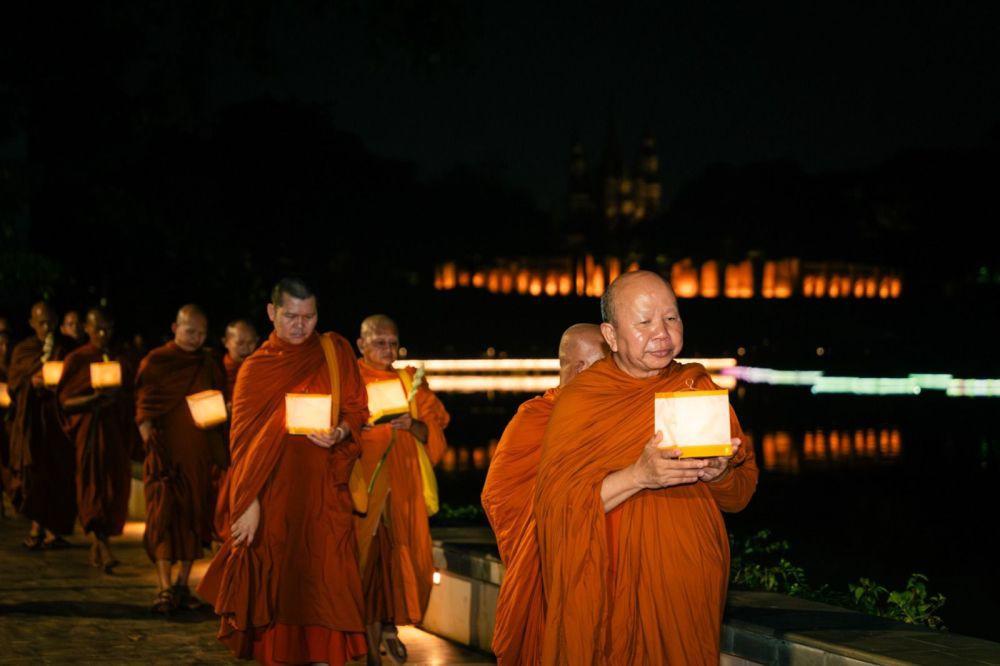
[
  {"left": 186, "top": 389, "right": 228, "bottom": 429},
  {"left": 89, "top": 361, "right": 122, "bottom": 389},
  {"left": 285, "top": 393, "right": 332, "bottom": 434},
  {"left": 654, "top": 389, "right": 732, "bottom": 458},
  {"left": 43, "top": 361, "right": 64, "bottom": 387},
  {"left": 366, "top": 379, "right": 410, "bottom": 425}
]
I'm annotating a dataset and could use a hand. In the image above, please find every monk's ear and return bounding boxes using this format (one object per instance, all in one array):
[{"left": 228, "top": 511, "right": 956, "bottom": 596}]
[
  {"left": 600, "top": 322, "right": 618, "bottom": 353},
  {"left": 171, "top": 322, "right": 178, "bottom": 335},
  {"left": 356, "top": 337, "right": 365, "bottom": 355},
  {"left": 266, "top": 303, "right": 277, "bottom": 323}
]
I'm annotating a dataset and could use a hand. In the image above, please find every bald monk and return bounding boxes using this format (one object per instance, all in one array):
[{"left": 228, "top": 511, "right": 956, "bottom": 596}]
[
  {"left": 212, "top": 319, "right": 259, "bottom": 539},
  {"left": 136, "top": 304, "right": 227, "bottom": 613},
  {"left": 354, "top": 315, "right": 450, "bottom": 664},
  {"left": 6, "top": 302, "right": 78, "bottom": 549},
  {"left": 58, "top": 308, "right": 135, "bottom": 570},
  {"left": 482, "top": 324, "right": 607, "bottom": 665},
  {"left": 60, "top": 310, "right": 84, "bottom": 344},
  {"left": 198, "top": 278, "right": 369, "bottom": 665},
  {"left": 534, "top": 271, "right": 758, "bottom": 665}
]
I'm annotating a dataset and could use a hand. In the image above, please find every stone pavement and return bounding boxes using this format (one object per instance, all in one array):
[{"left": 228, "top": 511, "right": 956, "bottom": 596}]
[{"left": 0, "top": 509, "right": 494, "bottom": 664}]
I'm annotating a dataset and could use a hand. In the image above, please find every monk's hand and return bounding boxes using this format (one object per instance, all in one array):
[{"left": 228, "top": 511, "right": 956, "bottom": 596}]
[
  {"left": 138, "top": 420, "right": 154, "bottom": 445},
  {"left": 306, "top": 429, "right": 338, "bottom": 448},
  {"left": 231, "top": 498, "right": 260, "bottom": 547},
  {"left": 389, "top": 414, "right": 413, "bottom": 430},
  {"left": 699, "top": 438, "right": 741, "bottom": 483},
  {"left": 630, "top": 431, "right": 708, "bottom": 489}
]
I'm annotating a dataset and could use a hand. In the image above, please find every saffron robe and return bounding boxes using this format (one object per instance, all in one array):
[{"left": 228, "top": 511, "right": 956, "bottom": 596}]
[
  {"left": 212, "top": 353, "right": 244, "bottom": 540},
  {"left": 57, "top": 343, "right": 135, "bottom": 536},
  {"left": 6, "top": 335, "right": 78, "bottom": 534},
  {"left": 135, "top": 342, "right": 226, "bottom": 562},
  {"left": 481, "top": 388, "right": 558, "bottom": 666},
  {"left": 197, "top": 331, "right": 369, "bottom": 665},
  {"left": 535, "top": 358, "right": 758, "bottom": 665},
  {"left": 354, "top": 362, "right": 450, "bottom": 626}
]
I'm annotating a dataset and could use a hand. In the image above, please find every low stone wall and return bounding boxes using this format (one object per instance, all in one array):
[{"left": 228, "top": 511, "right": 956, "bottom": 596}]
[{"left": 423, "top": 537, "right": 1000, "bottom": 665}]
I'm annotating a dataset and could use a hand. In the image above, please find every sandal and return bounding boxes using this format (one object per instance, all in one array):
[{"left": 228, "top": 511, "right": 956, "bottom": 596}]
[
  {"left": 89, "top": 541, "right": 104, "bottom": 567},
  {"left": 381, "top": 625, "right": 407, "bottom": 664},
  {"left": 151, "top": 589, "right": 175, "bottom": 615},
  {"left": 171, "top": 584, "right": 205, "bottom": 611},
  {"left": 22, "top": 534, "right": 45, "bottom": 550},
  {"left": 44, "top": 536, "right": 72, "bottom": 549}
]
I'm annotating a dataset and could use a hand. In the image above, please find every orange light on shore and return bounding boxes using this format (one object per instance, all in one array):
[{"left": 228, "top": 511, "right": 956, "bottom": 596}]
[
  {"left": 0, "top": 382, "right": 10, "bottom": 408},
  {"left": 671, "top": 259, "right": 699, "bottom": 298},
  {"left": 701, "top": 261, "right": 719, "bottom": 298},
  {"left": 90, "top": 361, "right": 122, "bottom": 389},
  {"left": 285, "top": 394, "right": 332, "bottom": 434},
  {"left": 43, "top": 361, "right": 64, "bottom": 387},
  {"left": 186, "top": 390, "right": 228, "bottom": 429}
]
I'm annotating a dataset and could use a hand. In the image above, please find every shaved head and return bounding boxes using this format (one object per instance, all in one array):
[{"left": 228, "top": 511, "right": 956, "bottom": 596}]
[
  {"left": 61, "top": 310, "right": 83, "bottom": 340},
  {"left": 224, "top": 319, "right": 259, "bottom": 362},
  {"left": 558, "top": 323, "right": 608, "bottom": 386},
  {"left": 173, "top": 304, "right": 208, "bottom": 352},
  {"left": 84, "top": 308, "right": 114, "bottom": 350},
  {"left": 358, "top": 314, "right": 400, "bottom": 371},
  {"left": 599, "top": 271, "right": 683, "bottom": 379},
  {"left": 29, "top": 301, "right": 57, "bottom": 341}
]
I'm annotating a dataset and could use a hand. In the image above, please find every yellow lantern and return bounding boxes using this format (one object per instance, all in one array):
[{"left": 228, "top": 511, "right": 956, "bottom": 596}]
[
  {"left": 186, "top": 390, "right": 228, "bottom": 429},
  {"left": 43, "top": 361, "right": 64, "bottom": 387},
  {"left": 285, "top": 393, "right": 332, "bottom": 434},
  {"left": 654, "top": 389, "right": 733, "bottom": 458},
  {"left": 366, "top": 380, "right": 410, "bottom": 425},
  {"left": 0, "top": 382, "right": 11, "bottom": 409},
  {"left": 90, "top": 361, "right": 122, "bottom": 389}
]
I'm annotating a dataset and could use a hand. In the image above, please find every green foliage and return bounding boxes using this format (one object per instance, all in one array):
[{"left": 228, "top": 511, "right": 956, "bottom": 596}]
[
  {"left": 730, "top": 531, "right": 946, "bottom": 630},
  {"left": 431, "top": 503, "right": 485, "bottom": 525}
]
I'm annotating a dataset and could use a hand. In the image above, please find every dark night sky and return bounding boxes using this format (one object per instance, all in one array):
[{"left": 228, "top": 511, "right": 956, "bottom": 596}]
[{"left": 204, "top": 2, "right": 1000, "bottom": 208}]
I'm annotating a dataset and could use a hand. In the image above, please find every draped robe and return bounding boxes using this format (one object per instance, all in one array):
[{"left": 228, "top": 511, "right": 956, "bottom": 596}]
[
  {"left": 6, "top": 335, "right": 78, "bottom": 534},
  {"left": 354, "top": 362, "right": 450, "bottom": 626},
  {"left": 197, "top": 331, "right": 369, "bottom": 665},
  {"left": 535, "top": 358, "right": 758, "bottom": 665},
  {"left": 135, "top": 342, "right": 226, "bottom": 562},
  {"left": 57, "top": 343, "right": 135, "bottom": 536}
]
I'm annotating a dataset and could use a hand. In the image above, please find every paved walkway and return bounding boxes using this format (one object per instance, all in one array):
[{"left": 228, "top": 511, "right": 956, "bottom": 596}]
[{"left": 0, "top": 508, "right": 493, "bottom": 664}]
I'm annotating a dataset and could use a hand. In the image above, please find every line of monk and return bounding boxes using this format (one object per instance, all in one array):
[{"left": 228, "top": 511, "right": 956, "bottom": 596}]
[{"left": 1, "top": 268, "right": 757, "bottom": 664}]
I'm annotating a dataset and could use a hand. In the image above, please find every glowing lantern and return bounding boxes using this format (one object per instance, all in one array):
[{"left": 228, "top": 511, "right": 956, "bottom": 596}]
[
  {"left": 43, "top": 361, "right": 64, "bottom": 387},
  {"left": 626, "top": 261, "right": 641, "bottom": 273},
  {"left": 761, "top": 261, "right": 776, "bottom": 298},
  {"left": 90, "top": 361, "right": 122, "bottom": 389},
  {"left": 670, "top": 260, "right": 699, "bottom": 298},
  {"left": 774, "top": 260, "right": 794, "bottom": 298},
  {"left": 366, "top": 379, "right": 410, "bottom": 425},
  {"left": 853, "top": 279, "right": 865, "bottom": 299},
  {"left": 441, "top": 262, "right": 457, "bottom": 290},
  {"left": 866, "top": 277, "right": 878, "bottom": 298},
  {"left": 544, "top": 270, "right": 559, "bottom": 296},
  {"left": 558, "top": 272, "right": 573, "bottom": 296},
  {"left": 575, "top": 262, "right": 586, "bottom": 296},
  {"left": 828, "top": 275, "right": 841, "bottom": 298},
  {"left": 879, "top": 277, "right": 891, "bottom": 299},
  {"left": 528, "top": 273, "right": 543, "bottom": 296},
  {"left": 285, "top": 393, "right": 332, "bottom": 434},
  {"left": 700, "top": 261, "right": 719, "bottom": 298},
  {"left": 457, "top": 448, "right": 470, "bottom": 469},
  {"left": 803, "top": 431, "right": 814, "bottom": 457},
  {"left": 186, "top": 390, "right": 228, "bottom": 429},
  {"left": 591, "top": 265, "right": 606, "bottom": 297},
  {"left": 802, "top": 275, "right": 815, "bottom": 297},
  {"left": 472, "top": 272, "right": 485, "bottom": 288},
  {"left": 839, "top": 276, "right": 851, "bottom": 298},
  {"left": 0, "top": 382, "right": 10, "bottom": 409},
  {"left": 654, "top": 389, "right": 733, "bottom": 458},
  {"left": 433, "top": 267, "right": 443, "bottom": 290},
  {"left": 472, "top": 447, "right": 487, "bottom": 469},
  {"left": 606, "top": 257, "right": 622, "bottom": 284}
]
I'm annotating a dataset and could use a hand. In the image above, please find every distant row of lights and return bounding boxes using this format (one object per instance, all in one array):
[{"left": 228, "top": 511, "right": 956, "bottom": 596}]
[
  {"left": 435, "top": 256, "right": 903, "bottom": 300},
  {"left": 723, "top": 367, "right": 1000, "bottom": 397},
  {"left": 758, "top": 428, "right": 903, "bottom": 474}
]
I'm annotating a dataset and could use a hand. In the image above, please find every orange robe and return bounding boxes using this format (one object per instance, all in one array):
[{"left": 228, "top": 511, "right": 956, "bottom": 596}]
[
  {"left": 6, "top": 335, "right": 78, "bottom": 534},
  {"left": 213, "top": 353, "right": 244, "bottom": 540},
  {"left": 135, "top": 342, "right": 227, "bottom": 562},
  {"left": 354, "top": 362, "right": 450, "bottom": 626},
  {"left": 481, "top": 388, "right": 558, "bottom": 666},
  {"left": 198, "top": 331, "right": 369, "bottom": 665},
  {"left": 57, "top": 343, "right": 135, "bottom": 537},
  {"left": 534, "top": 358, "right": 758, "bottom": 665}
]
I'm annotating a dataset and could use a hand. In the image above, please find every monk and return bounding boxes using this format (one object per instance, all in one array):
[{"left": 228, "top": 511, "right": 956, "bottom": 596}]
[
  {"left": 212, "top": 318, "right": 259, "bottom": 539},
  {"left": 198, "top": 277, "right": 369, "bottom": 665},
  {"left": 481, "top": 324, "right": 607, "bottom": 666},
  {"left": 6, "top": 302, "right": 78, "bottom": 549},
  {"left": 136, "top": 304, "right": 227, "bottom": 613},
  {"left": 60, "top": 310, "right": 84, "bottom": 343},
  {"left": 534, "top": 271, "right": 758, "bottom": 665},
  {"left": 354, "top": 315, "right": 450, "bottom": 665},
  {"left": 58, "top": 308, "right": 135, "bottom": 571}
]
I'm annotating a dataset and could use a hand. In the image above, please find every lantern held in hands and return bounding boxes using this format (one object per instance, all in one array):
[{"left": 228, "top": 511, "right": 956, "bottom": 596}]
[
  {"left": 654, "top": 389, "right": 733, "bottom": 458},
  {"left": 186, "top": 390, "right": 228, "bottom": 429},
  {"left": 285, "top": 393, "right": 332, "bottom": 434}
]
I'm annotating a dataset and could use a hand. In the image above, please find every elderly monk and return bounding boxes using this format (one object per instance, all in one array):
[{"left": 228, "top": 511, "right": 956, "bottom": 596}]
[
  {"left": 58, "top": 308, "right": 135, "bottom": 571},
  {"left": 60, "top": 310, "right": 84, "bottom": 343},
  {"left": 482, "top": 323, "right": 607, "bottom": 666},
  {"left": 534, "top": 271, "right": 758, "bottom": 665},
  {"left": 7, "top": 302, "right": 78, "bottom": 549},
  {"left": 212, "top": 318, "right": 259, "bottom": 540},
  {"left": 136, "top": 304, "right": 227, "bottom": 613},
  {"left": 354, "top": 315, "right": 450, "bottom": 665},
  {"left": 198, "top": 278, "right": 370, "bottom": 665}
]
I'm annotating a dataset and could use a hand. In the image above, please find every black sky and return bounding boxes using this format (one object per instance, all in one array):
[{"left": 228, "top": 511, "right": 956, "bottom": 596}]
[{"left": 200, "top": 1, "right": 1000, "bottom": 208}]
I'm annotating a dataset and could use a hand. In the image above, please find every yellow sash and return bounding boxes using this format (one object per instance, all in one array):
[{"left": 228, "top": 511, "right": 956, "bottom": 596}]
[
  {"left": 397, "top": 369, "right": 439, "bottom": 517},
  {"left": 318, "top": 334, "right": 369, "bottom": 514}
]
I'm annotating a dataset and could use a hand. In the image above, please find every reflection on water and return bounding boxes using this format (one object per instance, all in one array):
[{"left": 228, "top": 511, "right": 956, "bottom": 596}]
[
  {"left": 440, "top": 440, "right": 498, "bottom": 472},
  {"left": 757, "top": 428, "right": 903, "bottom": 474}
]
